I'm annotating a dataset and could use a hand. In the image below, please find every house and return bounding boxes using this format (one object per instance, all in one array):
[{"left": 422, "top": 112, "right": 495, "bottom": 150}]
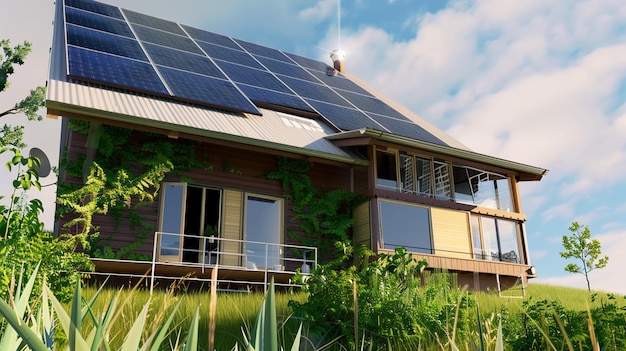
[{"left": 46, "top": 0, "right": 547, "bottom": 291}]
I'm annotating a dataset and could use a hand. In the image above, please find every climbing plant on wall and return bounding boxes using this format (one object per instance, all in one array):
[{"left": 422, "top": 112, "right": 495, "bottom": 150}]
[
  {"left": 267, "top": 156, "right": 362, "bottom": 264},
  {"left": 57, "top": 120, "right": 209, "bottom": 260}
]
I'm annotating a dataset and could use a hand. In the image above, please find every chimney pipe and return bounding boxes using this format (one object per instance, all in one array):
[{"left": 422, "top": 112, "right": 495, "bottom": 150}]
[{"left": 330, "top": 49, "right": 345, "bottom": 73}]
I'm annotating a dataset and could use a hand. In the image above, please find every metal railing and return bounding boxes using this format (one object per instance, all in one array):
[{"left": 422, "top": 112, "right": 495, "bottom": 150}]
[{"left": 150, "top": 232, "right": 317, "bottom": 292}]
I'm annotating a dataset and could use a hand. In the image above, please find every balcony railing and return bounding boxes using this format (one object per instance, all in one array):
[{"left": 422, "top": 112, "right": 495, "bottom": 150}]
[{"left": 151, "top": 232, "right": 317, "bottom": 291}]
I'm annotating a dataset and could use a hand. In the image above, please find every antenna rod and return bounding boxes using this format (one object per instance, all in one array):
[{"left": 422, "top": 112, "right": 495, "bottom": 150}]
[{"left": 338, "top": 0, "right": 341, "bottom": 49}]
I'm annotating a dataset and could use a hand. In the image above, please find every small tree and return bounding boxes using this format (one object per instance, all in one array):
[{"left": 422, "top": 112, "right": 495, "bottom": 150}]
[
  {"left": 560, "top": 221, "right": 609, "bottom": 292},
  {"left": 1, "top": 39, "right": 46, "bottom": 149}
]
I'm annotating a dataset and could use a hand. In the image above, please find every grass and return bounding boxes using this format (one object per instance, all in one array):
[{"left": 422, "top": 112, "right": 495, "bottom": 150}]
[
  {"left": 473, "top": 283, "right": 626, "bottom": 316},
  {"left": 78, "top": 284, "right": 308, "bottom": 350},
  {"left": 73, "top": 281, "right": 624, "bottom": 350}
]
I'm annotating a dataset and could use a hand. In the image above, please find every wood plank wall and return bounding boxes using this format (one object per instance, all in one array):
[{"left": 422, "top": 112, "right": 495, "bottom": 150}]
[{"left": 430, "top": 208, "right": 472, "bottom": 259}]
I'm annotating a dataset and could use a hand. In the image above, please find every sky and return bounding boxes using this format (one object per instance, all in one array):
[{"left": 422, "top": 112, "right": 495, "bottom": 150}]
[{"left": 2, "top": 0, "right": 626, "bottom": 294}]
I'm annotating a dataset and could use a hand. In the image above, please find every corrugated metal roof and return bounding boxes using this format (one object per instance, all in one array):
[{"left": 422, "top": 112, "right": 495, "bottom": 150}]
[{"left": 47, "top": 79, "right": 365, "bottom": 164}]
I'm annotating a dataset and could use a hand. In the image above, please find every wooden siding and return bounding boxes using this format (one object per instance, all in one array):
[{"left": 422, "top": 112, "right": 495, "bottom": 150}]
[
  {"left": 353, "top": 202, "right": 371, "bottom": 248},
  {"left": 221, "top": 189, "right": 243, "bottom": 266},
  {"left": 431, "top": 208, "right": 472, "bottom": 259},
  {"left": 377, "top": 249, "right": 530, "bottom": 279}
]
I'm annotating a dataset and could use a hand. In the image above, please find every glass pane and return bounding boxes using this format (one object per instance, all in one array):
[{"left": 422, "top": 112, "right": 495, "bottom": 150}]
[
  {"left": 399, "top": 154, "right": 415, "bottom": 194},
  {"left": 434, "top": 160, "right": 451, "bottom": 200},
  {"left": 481, "top": 217, "right": 500, "bottom": 261},
  {"left": 474, "top": 173, "right": 513, "bottom": 211},
  {"left": 380, "top": 201, "right": 432, "bottom": 254},
  {"left": 452, "top": 165, "right": 481, "bottom": 204},
  {"left": 376, "top": 151, "right": 398, "bottom": 191},
  {"left": 416, "top": 157, "right": 432, "bottom": 197},
  {"left": 497, "top": 219, "right": 521, "bottom": 263},
  {"left": 494, "top": 178, "right": 513, "bottom": 211},
  {"left": 160, "top": 184, "right": 184, "bottom": 256},
  {"left": 245, "top": 196, "right": 281, "bottom": 269},
  {"left": 470, "top": 215, "right": 484, "bottom": 259}
]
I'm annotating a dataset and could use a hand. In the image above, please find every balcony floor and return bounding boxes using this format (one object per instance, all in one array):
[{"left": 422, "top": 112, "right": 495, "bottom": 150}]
[{"left": 86, "top": 258, "right": 302, "bottom": 292}]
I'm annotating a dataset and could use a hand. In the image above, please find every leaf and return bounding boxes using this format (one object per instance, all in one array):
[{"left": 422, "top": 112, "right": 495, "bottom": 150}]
[
  {"left": 250, "top": 278, "right": 278, "bottom": 351},
  {"left": 0, "top": 299, "right": 49, "bottom": 351},
  {"left": 46, "top": 285, "right": 91, "bottom": 351},
  {"left": 120, "top": 300, "right": 151, "bottom": 351},
  {"left": 495, "top": 315, "right": 504, "bottom": 351},
  {"left": 183, "top": 307, "right": 200, "bottom": 351},
  {"left": 145, "top": 299, "right": 182, "bottom": 351}
]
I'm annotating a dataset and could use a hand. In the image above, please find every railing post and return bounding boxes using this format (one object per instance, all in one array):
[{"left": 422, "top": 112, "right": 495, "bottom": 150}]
[
  {"left": 264, "top": 243, "right": 269, "bottom": 293},
  {"left": 150, "top": 232, "right": 158, "bottom": 295},
  {"left": 201, "top": 236, "right": 206, "bottom": 273}
]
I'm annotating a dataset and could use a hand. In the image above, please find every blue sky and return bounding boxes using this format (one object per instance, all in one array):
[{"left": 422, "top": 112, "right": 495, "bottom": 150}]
[{"left": 2, "top": 0, "right": 626, "bottom": 293}]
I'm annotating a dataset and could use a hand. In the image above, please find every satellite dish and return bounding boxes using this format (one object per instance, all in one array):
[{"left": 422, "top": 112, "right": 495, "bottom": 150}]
[{"left": 29, "top": 147, "right": 52, "bottom": 178}]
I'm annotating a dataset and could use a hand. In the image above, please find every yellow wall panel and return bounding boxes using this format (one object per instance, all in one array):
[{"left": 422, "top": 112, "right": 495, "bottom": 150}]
[
  {"left": 431, "top": 208, "right": 472, "bottom": 259},
  {"left": 221, "top": 189, "right": 242, "bottom": 266},
  {"left": 353, "top": 202, "right": 371, "bottom": 248}
]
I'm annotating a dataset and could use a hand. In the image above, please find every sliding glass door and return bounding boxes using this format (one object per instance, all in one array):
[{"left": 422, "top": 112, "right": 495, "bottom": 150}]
[{"left": 244, "top": 194, "right": 282, "bottom": 269}]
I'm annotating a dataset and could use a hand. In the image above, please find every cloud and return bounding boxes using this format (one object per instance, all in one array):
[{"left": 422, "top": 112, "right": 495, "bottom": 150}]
[{"left": 299, "top": 0, "right": 337, "bottom": 20}]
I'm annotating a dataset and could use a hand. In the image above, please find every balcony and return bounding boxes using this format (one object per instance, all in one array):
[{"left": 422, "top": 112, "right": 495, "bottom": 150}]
[{"left": 88, "top": 232, "right": 318, "bottom": 292}]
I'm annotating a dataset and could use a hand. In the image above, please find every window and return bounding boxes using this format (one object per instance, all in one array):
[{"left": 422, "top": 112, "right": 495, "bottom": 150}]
[
  {"left": 399, "top": 154, "right": 433, "bottom": 196},
  {"left": 434, "top": 160, "right": 451, "bottom": 200},
  {"left": 158, "top": 183, "right": 222, "bottom": 263},
  {"left": 452, "top": 164, "right": 513, "bottom": 211},
  {"left": 374, "top": 150, "right": 515, "bottom": 212},
  {"left": 376, "top": 151, "right": 398, "bottom": 190},
  {"left": 379, "top": 200, "right": 432, "bottom": 254},
  {"left": 470, "top": 214, "right": 522, "bottom": 263}
]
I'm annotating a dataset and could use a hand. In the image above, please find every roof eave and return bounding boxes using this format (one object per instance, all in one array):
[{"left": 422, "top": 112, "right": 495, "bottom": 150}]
[{"left": 326, "top": 129, "right": 547, "bottom": 181}]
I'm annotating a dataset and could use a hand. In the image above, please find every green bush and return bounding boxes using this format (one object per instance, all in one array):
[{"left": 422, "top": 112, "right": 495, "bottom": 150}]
[{"left": 291, "top": 247, "right": 480, "bottom": 350}]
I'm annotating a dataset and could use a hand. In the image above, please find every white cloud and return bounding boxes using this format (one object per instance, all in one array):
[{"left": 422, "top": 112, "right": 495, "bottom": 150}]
[{"left": 299, "top": 0, "right": 337, "bottom": 20}]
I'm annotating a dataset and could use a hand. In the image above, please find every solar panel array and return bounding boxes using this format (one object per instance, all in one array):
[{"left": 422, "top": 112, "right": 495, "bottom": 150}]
[{"left": 63, "top": 0, "right": 447, "bottom": 145}]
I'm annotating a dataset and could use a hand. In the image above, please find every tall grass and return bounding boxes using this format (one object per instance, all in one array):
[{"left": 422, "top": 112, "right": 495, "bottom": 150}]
[
  {"left": 78, "top": 285, "right": 307, "bottom": 350},
  {"left": 56, "top": 280, "right": 625, "bottom": 350}
]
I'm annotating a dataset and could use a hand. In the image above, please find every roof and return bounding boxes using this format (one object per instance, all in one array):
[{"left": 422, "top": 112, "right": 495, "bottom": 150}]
[{"left": 46, "top": 0, "right": 546, "bottom": 180}]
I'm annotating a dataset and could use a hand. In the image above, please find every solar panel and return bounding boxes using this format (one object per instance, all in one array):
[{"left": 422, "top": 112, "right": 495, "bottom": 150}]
[
  {"left": 284, "top": 52, "right": 333, "bottom": 72},
  {"left": 197, "top": 41, "right": 263, "bottom": 69},
  {"left": 339, "top": 90, "right": 408, "bottom": 121},
  {"left": 67, "top": 46, "right": 169, "bottom": 95},
  {"left": 234, "top": 39, "right": 292, "bottom": 63},
  {"left": 132, "top": 25, "right": 203, "bottom": 55},
  {"left": 66, "top": 7, "right": 134, "bottom": 38},
  {"left": 67, "top": 24, "right": 148, "bottom": 61},
  {"left": 255, "top": 57, "right": 318, "bottom": 83},
  {"left": 182, "top": 25, "right": 241, "bottom": 50},
  {"left": 217, "top": 61, "right": 292, "bottom": 94},
  {"left": 367, "top": 113, "right": 446, "bottom": 145},
  {"left": 144, "top": 43, "right": 225, "bottom": 79},
  {"left": 62, "top": 0, "right": 448, "bottom": 145},
  {"left": 306, "top": 100, "right": 386, "bottom": 131},
  {"left": 306, "top": 69, "right": 373, "bottom": 96},
  {"left": 280, "top": 76, "right": 353, "bottom": 108},
  {"left": 65, "top": 0, "right": 124, "bottom": 20},
  {"left": 238, "top": 85, "right": 314, "bottom": 113},
  {"left": 122, "top": 9, "right": 186, "bottom": 36},
  {"left": 158, "top": 67, "right": 260, "bottom": 115}
]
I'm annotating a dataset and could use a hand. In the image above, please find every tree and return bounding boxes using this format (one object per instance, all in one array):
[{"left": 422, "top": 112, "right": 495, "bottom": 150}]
[
  {"left": 0, "top": 38, "right": 92, "bottom": 302},
  {"left": 560, "top": 221, "right": 609, "bottom": 292},
  {"left": 1, "top": 39, "right": 46, "bottom": 148}
]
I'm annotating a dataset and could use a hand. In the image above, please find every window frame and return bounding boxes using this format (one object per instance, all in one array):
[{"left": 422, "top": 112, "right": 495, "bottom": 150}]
[
  {"left": 378, "top": 199, "right": 433, "bottom": 254},
  {"left": 470, "top": 214, "right": 523, "bottom": 264}
]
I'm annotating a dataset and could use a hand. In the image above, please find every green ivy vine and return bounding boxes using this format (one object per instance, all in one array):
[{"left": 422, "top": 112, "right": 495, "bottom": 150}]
[
  {"left": 58, "top": 120, "right": 210, "bottom": 260},
  {"left": 267, "top": 156, "right": 362, "bottom": 264}
]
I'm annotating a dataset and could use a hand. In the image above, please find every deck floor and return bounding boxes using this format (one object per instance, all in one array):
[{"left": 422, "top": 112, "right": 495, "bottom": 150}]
[{"left": 87, "top": 258, "right": 301, "bottom": 291}]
